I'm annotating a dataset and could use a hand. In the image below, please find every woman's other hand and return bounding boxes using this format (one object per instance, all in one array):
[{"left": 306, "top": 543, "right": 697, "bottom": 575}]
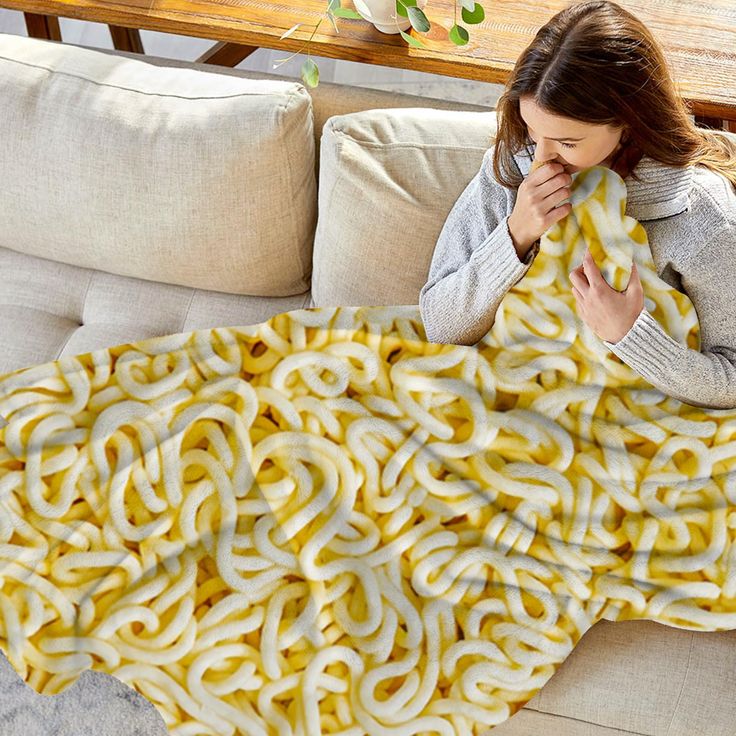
[{"left": 569, "top": 249, "right": 645, "bottom": 343}]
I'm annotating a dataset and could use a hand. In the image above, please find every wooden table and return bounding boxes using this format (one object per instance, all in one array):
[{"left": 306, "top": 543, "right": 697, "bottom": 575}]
[{"left": 3, "top": 0, "right": 735, "bottom": 129}]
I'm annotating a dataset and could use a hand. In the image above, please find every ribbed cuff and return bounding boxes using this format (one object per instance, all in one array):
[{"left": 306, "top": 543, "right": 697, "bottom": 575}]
[
  {"left": 474, "top": 216, "right": 535, "bottom": 290},
  {"left": 602, "top": 307, "right": 686, "bottom": 377}
]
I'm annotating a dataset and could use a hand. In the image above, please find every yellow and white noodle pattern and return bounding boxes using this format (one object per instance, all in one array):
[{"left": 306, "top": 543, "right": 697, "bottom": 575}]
[{"left": 0, "top": 166, "right": 735, "bottom": 735}]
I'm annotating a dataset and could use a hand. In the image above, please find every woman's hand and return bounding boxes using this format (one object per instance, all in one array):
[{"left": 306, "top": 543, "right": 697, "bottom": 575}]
[
  {"left": 569, "top": 249, "right": 645, "bottom": 343},
  {"left": 508, "top": 161, "right": 573, "bottom": 254}
]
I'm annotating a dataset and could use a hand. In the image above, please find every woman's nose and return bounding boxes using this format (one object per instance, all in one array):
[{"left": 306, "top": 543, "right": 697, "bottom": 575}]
[{"left": 535, "top": 140, "right": 557, "bottom": 161}]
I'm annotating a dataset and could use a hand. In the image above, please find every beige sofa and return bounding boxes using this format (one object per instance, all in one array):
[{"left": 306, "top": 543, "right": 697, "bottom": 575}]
[{"left": 1, "top": 31, "right": 735, "bottom": 736}]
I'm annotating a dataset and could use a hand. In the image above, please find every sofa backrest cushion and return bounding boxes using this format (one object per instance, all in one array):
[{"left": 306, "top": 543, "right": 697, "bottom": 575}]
[
  {"left": 311, "top": 107, "right": 498, "bottom": 307},
  {"left": 0, "top": 32, "right": 316, "bottom": 297},
  {"left": 75, "top": 42, "right": 491, "bottom": 188}
]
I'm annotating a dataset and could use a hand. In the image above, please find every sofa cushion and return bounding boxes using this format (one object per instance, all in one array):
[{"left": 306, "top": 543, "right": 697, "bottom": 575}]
[
  {"left": 0, "top": 245, "right": 311, "bottom": 376},
  {"left": 73, "top": 42, "right": 490, "bottom": 189},
  {"left": 0, "top": 32, "right": 316, "bottom": 297},
  {"left": 311, "top": 107, "right": 497, "bottom": 307},
  {"left": 493, "top": 618, "right": 736, "bottom": 736}
]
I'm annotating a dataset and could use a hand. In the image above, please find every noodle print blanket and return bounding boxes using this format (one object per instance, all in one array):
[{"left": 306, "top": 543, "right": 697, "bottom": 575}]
[{"left": 0, "top": 165, "right": 735, "bottom": 735}]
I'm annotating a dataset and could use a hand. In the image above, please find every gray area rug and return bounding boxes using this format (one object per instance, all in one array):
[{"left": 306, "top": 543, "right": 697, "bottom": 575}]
[{"left": 0, "top": 651, "right": 168, "bottom": 735}]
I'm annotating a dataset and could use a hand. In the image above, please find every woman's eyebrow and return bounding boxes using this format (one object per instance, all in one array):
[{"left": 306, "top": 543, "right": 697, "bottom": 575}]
[{"left": 526, "top": 125, "right": 585, "bottom": 141}]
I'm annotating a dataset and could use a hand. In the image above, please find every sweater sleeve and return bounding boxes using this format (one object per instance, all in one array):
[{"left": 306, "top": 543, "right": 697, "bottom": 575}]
[
  {"left": 419, "top": 148, "right": 538, "bottom": 346},
  {"left": 601, "top": 222, "right": 736, "bottom": 410}
]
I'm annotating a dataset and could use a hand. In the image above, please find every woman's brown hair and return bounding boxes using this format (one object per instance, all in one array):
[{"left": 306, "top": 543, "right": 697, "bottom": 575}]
[{"left": 491, "top": 0, "right": 736, "bottom": 190}]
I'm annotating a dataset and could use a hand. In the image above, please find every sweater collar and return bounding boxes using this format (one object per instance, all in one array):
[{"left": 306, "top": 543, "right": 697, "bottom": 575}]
[{"left": 513, "top": 144, "right": 694, "bottom": 221}]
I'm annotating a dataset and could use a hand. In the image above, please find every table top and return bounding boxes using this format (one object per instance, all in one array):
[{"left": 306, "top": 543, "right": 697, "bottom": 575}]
[{"left": 2, "top": 0, "right": 735, "bottom": 119}]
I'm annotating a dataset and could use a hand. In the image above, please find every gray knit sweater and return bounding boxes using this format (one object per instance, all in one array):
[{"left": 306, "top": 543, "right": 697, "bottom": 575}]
[{"left": 419, "top": 142, "right": 736, "bottom": 409}]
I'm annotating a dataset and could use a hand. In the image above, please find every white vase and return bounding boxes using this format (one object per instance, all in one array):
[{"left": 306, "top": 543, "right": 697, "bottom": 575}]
[{"left": 353, "top": 0, "right": 428, "bottom": 34}]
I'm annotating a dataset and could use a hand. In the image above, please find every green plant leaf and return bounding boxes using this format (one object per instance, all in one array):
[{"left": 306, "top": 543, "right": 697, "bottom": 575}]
[
  {"left": 400, "top": 28, "right": 427, "bottom": 47},
  {"left": 461, "top": 2, "right": 484, "bottom": 24},
  {"left": 332, "top": 7, "right": 363, "bottom": 17},
  {"left": 395, "top": 0, "right": 416, "bottom": 19},
  {"left": 407, "top": 6, "right": 430, "bottom": 32},
  {"left": 302, "top": 58, "right": 319, "bottom": 88},
  {"left": 449, "top": 24, "right": 469, "bottom": 45}
]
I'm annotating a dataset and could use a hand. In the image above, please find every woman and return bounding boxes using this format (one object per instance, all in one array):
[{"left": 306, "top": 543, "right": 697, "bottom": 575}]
[{"left": 419, "top": 0, "right": 736, "bottom": 409}]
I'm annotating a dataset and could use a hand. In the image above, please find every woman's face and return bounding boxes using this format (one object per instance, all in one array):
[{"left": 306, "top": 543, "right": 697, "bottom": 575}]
[{"left": 519, "top": 96, "right": 625, "bottom": 174}]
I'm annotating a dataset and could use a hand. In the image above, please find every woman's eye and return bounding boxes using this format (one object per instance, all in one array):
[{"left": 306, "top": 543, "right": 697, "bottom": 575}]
[{"left": 528, "top": 134, "right": 576, "bottom": 150}]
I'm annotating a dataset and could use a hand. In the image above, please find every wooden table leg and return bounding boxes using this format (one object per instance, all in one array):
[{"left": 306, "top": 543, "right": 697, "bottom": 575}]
[
  {"left": 694, "top": 115, "right": 736, "bottom": 133},
  {"left": 24, "top": 12, "right": 61, "bottom": 40},
  {"left": 694, "top": 114, "right": 726, "bottom": 129},
  {"left": 196, "top": 41, "right": 259, "bottom": 67},
  {"left": 108, "top": 26, "right": 144, "bottom": 53}
]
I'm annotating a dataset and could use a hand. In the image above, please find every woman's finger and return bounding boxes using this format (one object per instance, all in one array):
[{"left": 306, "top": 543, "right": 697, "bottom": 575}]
[{"left": 569, "top": 270, "right": 589, "bottom": 292}]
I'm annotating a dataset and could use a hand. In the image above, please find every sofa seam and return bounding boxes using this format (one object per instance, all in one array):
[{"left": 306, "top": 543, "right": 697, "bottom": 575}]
[
  {"left": 522, "top": 706, "right": 652, "bottom": 736},
  {"left": 80, "top": 270, "right": 93, "bottom": 327},
  {"left": 53, "top": 323, "right": 83, "bottom": 362},
  {"left": 312, "top": 120, "right": 347, "bottom": 306},
  {"left": 53, "top": 269, "right": 93, "bottom": 360},
  {"left": 664, "top": 630, "right": 695, "bottom": 736},
  {"left": 179, "top": 289, "right": 196, "bottom": 334},
  {"left": 283, "top": 94, "right": 311, "bottom": 292},
  {"left": 0, "top": 53, "right": 302, "bottom": 101},
  {"left": 330, "top": 130, "right": 489, "bottom": 151}
]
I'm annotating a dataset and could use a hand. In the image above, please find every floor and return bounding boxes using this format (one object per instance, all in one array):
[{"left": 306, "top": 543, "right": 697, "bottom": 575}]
[{"left": 0, "top": 11, "right": 504, "bottom": 736}]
